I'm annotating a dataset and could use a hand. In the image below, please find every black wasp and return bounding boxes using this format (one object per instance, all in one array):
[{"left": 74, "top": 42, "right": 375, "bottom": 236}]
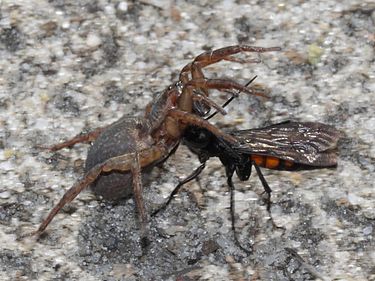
[
  {"left": 183, "top": 120, "right": 340, "bottom": 196},
  {"left": 154, "top": 120, "right": 341, "bottom": 252}
]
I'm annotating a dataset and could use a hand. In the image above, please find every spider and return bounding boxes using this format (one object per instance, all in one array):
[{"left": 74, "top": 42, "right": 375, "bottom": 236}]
[{"left": 26, "top": 45, "right": 280, "bottom": 244}]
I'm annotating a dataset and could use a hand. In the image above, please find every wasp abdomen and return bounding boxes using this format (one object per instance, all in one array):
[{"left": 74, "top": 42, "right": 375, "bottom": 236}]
[{"left": 250, "top": 155, "right": 295, "bottom": 170}]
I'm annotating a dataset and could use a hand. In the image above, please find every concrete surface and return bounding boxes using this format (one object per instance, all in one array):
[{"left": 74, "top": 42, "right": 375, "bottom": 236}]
[{"left": 0, "top": 0, "right": 374, "bottom": 280}]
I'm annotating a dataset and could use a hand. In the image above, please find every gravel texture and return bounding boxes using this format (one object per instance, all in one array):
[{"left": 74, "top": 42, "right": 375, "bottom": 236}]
[{"left": 0, "top": 1, "right": 374, "bottom": 280}]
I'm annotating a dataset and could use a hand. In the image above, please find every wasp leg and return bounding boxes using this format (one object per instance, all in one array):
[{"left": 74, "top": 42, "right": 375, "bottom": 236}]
[
  {"left": 252, "top": 162, "right": 272, "bottom": 211},
  {"left": 252, "top": 162, "right": 284, "bottom": 232},
  {"left": 30, "top": 145, "right": 168, "bottom": 238},
  {"left": 226, "top": 166, "right": 252, "bottom": 254},
  {"left": 46, "top": 127, "right": 105, "bottom": 151},
  {"left": 152, "top": 162, "right": 206, "bottom": 217}
]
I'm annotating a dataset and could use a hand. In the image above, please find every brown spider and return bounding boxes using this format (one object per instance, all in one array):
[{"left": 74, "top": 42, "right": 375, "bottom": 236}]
[{"left": 26, "top": 45, "right": 280, "bottom": 243}]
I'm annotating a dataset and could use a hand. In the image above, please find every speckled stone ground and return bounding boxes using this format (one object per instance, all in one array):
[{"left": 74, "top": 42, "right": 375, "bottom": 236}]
[{"left": 0, "top": 1, "right": 374, "bottom": 280}]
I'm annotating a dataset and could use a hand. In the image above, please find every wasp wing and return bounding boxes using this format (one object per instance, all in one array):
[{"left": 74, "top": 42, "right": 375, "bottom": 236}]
[{"left": 230, "top": 121, "right": 342, "bottom": 167}]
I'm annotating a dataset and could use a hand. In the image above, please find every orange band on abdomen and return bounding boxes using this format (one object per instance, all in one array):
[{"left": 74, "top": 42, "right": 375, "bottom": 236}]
[{"left": 250, "top": 155, "right": 296, "bottom": 170}]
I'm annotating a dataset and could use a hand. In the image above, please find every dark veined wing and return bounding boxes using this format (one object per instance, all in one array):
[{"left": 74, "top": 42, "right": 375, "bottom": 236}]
[{"left": 231, "top": 121, "right": 342, "bottom": 166}]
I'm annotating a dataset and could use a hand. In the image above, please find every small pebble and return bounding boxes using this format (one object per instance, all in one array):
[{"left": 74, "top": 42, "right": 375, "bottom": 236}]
[
  {"left": 86, "top": 33, "right": 101, "bottom": 48},
  {"left": 118, "top": 2, "right": 128, "bottom": 12},
  {"left": 0, "top": 191, "right": 11, "bottom": 199}
]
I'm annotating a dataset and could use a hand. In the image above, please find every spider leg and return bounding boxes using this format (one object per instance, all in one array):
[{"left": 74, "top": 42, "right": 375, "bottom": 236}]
[
  {"left": 178, "top": 78, "right": 267, "bottom": 113},
  {"left": 168, "top": 109, "right": 237, "bottom": 144},
  {"left": 187, "top": 78, "right": 267, "bottom": 98},
  {"left": 131, "top": 151, "right": 150, "bottom": 247},
  {"left": 179, "top": 45, "right": 280, "bottom": 82},
  {"left": 32, "top": 145, "right": 168, "bottom": 237},
  {"left": 46, "top": 127, "right": 105, "bottom": 151},
  {"left": 192, "top": 94, "right": 227, "bottom": 115},
  {"left": 206, "top": 76, "right": 258, "bottom": 120},
  {"left": 222, "top": 57, "right": 261, "bottom": 64},
  {"left": 179, "top": 45, "right": 279, "bottom": 106}
]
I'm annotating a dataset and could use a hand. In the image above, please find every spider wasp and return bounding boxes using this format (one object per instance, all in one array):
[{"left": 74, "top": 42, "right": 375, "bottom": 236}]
[{"left": 155, "top": 119, "right": 341, "bottom": 252}]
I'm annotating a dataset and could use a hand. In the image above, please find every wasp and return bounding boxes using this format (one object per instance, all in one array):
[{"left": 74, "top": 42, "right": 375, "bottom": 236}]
[
  {"left": 155, "top": 120, "right": 341, "bottom": 251},
  {"left": 183, "top": 120, "right": 340, "bottom": 190}
]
